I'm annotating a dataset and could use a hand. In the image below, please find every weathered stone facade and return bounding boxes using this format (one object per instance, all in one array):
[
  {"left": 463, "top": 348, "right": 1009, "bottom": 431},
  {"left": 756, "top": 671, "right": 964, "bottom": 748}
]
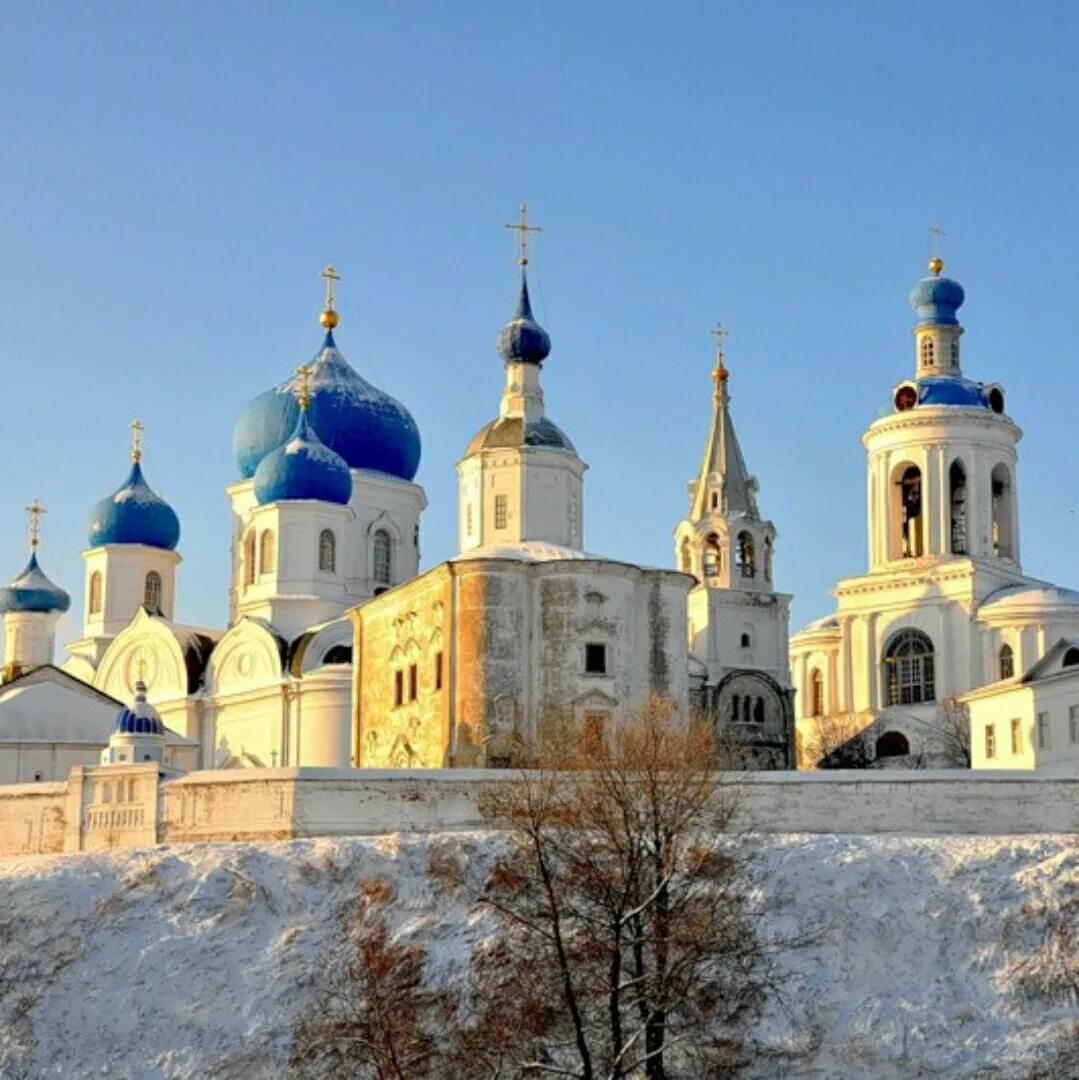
[{"left": 351, "top": 551, "right": 692, "bottom": 768}]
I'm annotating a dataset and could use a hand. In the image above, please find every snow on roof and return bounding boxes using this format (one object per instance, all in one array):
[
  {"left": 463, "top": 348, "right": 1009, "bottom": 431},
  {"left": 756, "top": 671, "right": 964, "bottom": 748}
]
[
  {"left": 794, "top": 613, "right": 841, "bottom": 637},
  {"left": 451, "top": 541, "right": 679, "bottom": 577},
  {"left": 979, "top": 581, "right": 1079, "bottom": 613},
  {"left": 0, "top": 681, "right": 194, "bottom": 745}
]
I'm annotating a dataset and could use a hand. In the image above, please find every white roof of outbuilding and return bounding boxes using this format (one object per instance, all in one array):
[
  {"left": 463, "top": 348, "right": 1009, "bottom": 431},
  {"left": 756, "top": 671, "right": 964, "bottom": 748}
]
[{"left": 0, "top": 670, "right": 194, "bottom": 746}]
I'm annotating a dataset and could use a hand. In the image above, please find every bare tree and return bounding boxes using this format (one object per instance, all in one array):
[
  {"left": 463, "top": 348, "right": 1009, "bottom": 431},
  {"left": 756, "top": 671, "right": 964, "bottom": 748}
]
[
  {"left": 289, "top": 881, "right": 452, "bottom": 1079},
  {"left": 464, "top": 697, "right": 761, "bottom": 1079},
  {"left": 799, "top": 713, "right": 875, "bottom": 769},
  {"left": 928, "top": 697, "right": 971, "bottom": 767}
]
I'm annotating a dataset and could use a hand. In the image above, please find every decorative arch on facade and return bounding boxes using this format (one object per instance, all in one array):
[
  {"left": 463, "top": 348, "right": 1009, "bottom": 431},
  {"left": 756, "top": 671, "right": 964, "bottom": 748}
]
[
  {"left": 889, "top": 461, "right": 924, "bottom": 559},
  {"left": 949, "top": 459, "right": 968, "bottom": 555},
  {"left": 990, "top": 463, "right": 1013, "bottom": 558},
  {"left": 882, "top": 628, "right": 935, "bottom": 706},
  {"left": 809, "top": 667, "right": 824, "bottom": 717},
  {"left": 292, "top": 618, "right": 353, "bottom": 675},
  {"left": 206, "top": 618, "right": 284, "bottom": 695},
  {"left": 94, "top": 608, "right": 191, "bottom": 702}
]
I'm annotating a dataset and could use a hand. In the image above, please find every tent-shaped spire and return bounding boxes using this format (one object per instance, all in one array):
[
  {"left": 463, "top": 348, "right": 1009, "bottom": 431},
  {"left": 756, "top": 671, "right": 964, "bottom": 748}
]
[{"left": 690, "top": 344, "right": 758, "bottom": 521}]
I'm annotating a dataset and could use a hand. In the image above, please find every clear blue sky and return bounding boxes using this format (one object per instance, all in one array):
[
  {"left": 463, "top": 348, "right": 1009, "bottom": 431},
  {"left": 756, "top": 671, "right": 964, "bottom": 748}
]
[{"left": 2, "top": 2, "right": 1078, "bottom": 646}]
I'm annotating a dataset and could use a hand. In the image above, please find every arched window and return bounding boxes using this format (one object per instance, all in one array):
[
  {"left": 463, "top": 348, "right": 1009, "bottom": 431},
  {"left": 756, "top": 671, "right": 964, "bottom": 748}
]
[
  {"left": 702, "top": 534, "right": 721, "bottom": 578},
  {"left": 243, "top": 531, "right": 256, "bottom": 587},
  {"left": 710, "top": 491, "right": 719, "bottom": 510},
  {"left": 949, "top": 460, "right": 967, "bottom": 555},
  {"left": 920, "top": 337, "right": 935, "bottom": 367},
  {"left": 809, "top": 668, "right": 824, "bottom": 718},
  {"left": 753, "top": 697, "right": 765, "bottom": 724},
  {"left": 998, "top": 644, "right": 1014, "bottom": 680},
  {"left": 323, "top": 644, "right": 352, "bottom": 665},
  {"left": 883, "top": 629, "right": 935, "bottom": 706},
  {"left": 372, "top": 529, "right": 392, "bottom": 586},
  {"left": 736, "top": 532, "right": 755, "bottom": 578},
  {"left": 740, "top": 631, "right": 751, "bottom": 649},
  {"left": 991, "top": 464, "right": 1013, "bottom": 558},
  {"left": 143, "top": 571, "right": 162, "bottom": 613},
  {"left": 89, "top": 571, "right": 102, "bottom": 616},
  {"left": 318, "top": 529, "right": 336, "bottom": 573},
  {"left": 763, "top": 536, "right": 774, "bottom": 583},
  {"left": 950, "top": 340, "right": 959, "bottom": 365},
  {"left": 1064, "top": 647, "right": 1079, "bottom": 668},
  {"left": 259, "top": 530, "right": 276, "bottom": 575},
  {"left": 730, "top": 694, "right": 740, "bottom": 724},
  {"left": 892, "top": 464, "right": 924, "bottom": 558}
]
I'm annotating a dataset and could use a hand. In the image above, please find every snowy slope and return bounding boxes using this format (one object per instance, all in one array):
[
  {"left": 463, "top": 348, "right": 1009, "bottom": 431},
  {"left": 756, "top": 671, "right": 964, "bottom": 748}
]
[{"left": 0, "top": 833, "right": 1075, "bottom": 1078}]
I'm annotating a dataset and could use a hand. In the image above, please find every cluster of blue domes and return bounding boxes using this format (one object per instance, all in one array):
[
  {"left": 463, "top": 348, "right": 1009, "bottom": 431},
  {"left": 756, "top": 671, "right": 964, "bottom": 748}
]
[
  {"left": 114, "top": 680, "right": 164, "bottom": 735},
  {"left": 0, "top": 552, "right": 71, "bottom": 615},
  {"left": 87, "top": 461, "right": 181, "bottom": 551},
  {"left": 497, "top": 272, "right": 551, "bottom": 364},
  {"left": 910, "top": 262, "right": 965, "bottom": 327},
  {"left": 233, "top": 331, "right": 421, "bottom": 483},
  {"left": 253, "top": 409, "right": 353, "bottom": 506}
]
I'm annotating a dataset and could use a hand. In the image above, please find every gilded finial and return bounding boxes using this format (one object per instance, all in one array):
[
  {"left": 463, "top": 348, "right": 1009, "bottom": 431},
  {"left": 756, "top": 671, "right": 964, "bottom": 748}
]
[
  {"left": 710, "top": 322, "right": 730, "bottom": 384},
  {"left": 320, "top": 265, "right": 341, "bottom": 330},
  {"left": 928, "top": 224, "right": 945, "bottom": 275},
  {"left": 25, "top": 499, "right": 45, "bottom": 552},
  {"left": 136, "top": 656, "right": 147, "bottom": 683},
  {"left": 130, "top": 418, "right": 144, "bottom": 462},
  {"left": 505, "top": 203, "right": 542, "bottom": 267},
  {"left": 296, "top": 363, "right": 312, "bottom": 411}
]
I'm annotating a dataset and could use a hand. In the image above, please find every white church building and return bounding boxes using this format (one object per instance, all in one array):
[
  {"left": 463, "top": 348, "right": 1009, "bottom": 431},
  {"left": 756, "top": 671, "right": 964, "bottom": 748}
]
[{"left": 790, "top": 256, "right": 1079, "bottom": 769}]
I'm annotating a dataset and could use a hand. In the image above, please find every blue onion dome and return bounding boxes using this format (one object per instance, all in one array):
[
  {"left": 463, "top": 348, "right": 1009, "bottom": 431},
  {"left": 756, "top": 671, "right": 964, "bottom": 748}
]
[
  {"left": 497, "top": 272, "right": 551, "bottom": 364},
  {"left": 253, "top": 408, "right": 353, "bottom": 506},
  {"left": 909, "top": 258, "right": 965, "bottom": 327},
  {"left": 87, "top": 459, "right": 180, "bottom": 551},
  {"left": 0, "top": 552, "right": 71, "bottom": 615},
  {"left": 114, "top": 680, "right": 164, "bottom": 735},
  {"left": 917, "top": 376, "right": 989, "bottom": 408},
  {"left": 232, "top": 330, "right": 422, "bottom": 482}
]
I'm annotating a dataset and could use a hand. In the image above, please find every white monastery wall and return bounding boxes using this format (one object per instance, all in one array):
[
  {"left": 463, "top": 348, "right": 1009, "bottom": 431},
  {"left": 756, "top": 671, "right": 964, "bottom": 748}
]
[{"left": 0, "top": 768, "right": 1076, "bottom": 858}]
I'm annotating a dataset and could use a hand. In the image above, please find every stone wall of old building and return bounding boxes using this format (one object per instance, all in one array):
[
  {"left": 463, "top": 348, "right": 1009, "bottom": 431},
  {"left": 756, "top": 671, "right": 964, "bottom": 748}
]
[{"left": 353, "top": 566, "right": 453, "bottom": 768}]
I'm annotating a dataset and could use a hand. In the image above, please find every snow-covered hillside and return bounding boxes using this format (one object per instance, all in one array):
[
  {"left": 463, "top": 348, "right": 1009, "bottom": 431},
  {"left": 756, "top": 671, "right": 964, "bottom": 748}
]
[{"left": 0, "top": 833, "right": 1075, "bottom": 1078}]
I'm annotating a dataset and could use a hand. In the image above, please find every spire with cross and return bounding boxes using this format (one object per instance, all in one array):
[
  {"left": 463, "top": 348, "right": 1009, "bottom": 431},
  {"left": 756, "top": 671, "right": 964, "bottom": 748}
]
[
  {"left": 711, "top": 322, "right": 730, "bottom": 388},
  {"left": 320, "top": 265, "right": 341, "bottom": 330},
  {"left": 130, "top": 418, "right": 144, "bottom": 463},
  {"left": 295, "top": 363, "right": 313, "bottom": 411},
  {"left": 928, "top": 224, "right": 946, "bottom": 274},
  {"left": 505, "top": 203, "right": 542, "bottom": 267},
  {"left": 25, "top": 499, "right": 45, "bottom": 552}
]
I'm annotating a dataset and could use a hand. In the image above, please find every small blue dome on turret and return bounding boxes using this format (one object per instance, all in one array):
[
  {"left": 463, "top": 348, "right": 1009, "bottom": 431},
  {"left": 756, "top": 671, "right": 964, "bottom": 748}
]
[
  {"left": 87, "top": 460, "right": 180, "bottom": 551},
  {"left": 909, "top": 260, "right": 965, "bottom": 327},
  {"left": 114, "top": 680, "right": 164, "bottom": 735},
  {"left": 232, "top": 331, "right": 422, "bottom": 482},
  {"left": 253, "top": 408, "right": 353, "bottom": 506},
  {"left": 497, "top": 272, "right": 551, "bottom": 364},
  {"left": 0, "top": 552, "right": 71, "bottom": 615}
]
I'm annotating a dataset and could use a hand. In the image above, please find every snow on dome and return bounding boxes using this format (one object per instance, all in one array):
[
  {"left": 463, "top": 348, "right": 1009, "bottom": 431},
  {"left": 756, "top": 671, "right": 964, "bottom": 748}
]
[
  {"left": 979, "top": 582, "right": 1079, "bottom": 614},
  {"left": 0, "top": 552, "right": 70, "bottom": 615},
  {"left": 794, "top": 614, "right": 841, "bottom": 637},
  {"left": 87, "top": 461, "right": 180, "bottom": 551},
  {"left": 252, "top": 410, "right": 353, "bottom": 507},
  {"left": 452, "top": 541, "right": 596, "bottom": 564},
  {"left": 232, "top": 331, "right": 421, "bottom": 482}
]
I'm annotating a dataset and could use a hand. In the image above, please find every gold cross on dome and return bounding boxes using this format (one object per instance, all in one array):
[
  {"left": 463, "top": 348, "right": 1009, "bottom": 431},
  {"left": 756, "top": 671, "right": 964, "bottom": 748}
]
[
  {"left": 710, "top": 323, "right": 730, "bottom": 384},
  {"left": 505, "top": 203, "right": 542, "bottom": 266},
  {"left": 928, "top": 224, "right": 946, "bottom": 254},
  {"left": 25, "top": 499, "right": 45, "bottom": 551},
  {"left": 296, "top": 363, "right": 312, "bottom": 410},
  {"left": 130, "top": 418, "right": 144, "bottom": 462},
  {"left": 320, "top": 265, "right": 341, "bottom": 310}
]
